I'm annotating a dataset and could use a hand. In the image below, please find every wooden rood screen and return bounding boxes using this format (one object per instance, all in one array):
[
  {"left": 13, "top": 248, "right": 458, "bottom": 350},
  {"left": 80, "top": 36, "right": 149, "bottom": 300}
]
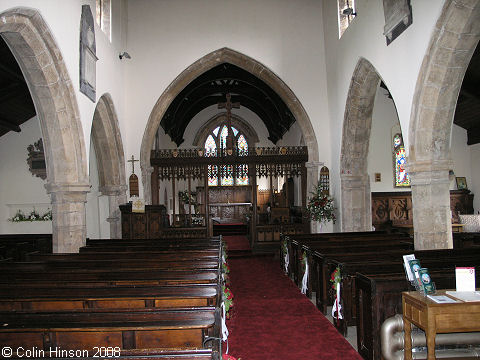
[{"left": 149, "top": 146, "right": 309, "bottom": 251}]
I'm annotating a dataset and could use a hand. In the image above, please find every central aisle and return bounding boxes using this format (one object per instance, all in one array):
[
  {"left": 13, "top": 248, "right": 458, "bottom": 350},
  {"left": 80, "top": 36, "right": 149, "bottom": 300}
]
[{"left": 225, "top": 255, "right": 362, "bottom": 360}]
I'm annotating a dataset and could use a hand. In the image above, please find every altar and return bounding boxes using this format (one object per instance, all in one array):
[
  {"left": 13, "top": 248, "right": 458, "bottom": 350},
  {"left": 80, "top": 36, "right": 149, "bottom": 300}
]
[{"left": 209, "top": 202, "right": 252, "bottom": 223}]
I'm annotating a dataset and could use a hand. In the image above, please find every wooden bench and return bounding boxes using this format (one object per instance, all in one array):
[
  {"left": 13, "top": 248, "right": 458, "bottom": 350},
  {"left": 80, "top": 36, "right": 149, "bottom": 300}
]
[
  {"left": 0, "top": 284, "right": 219, "bottom": 311},
  {"left": 0, "top": 307, "right": 220, "bottom": 356}
]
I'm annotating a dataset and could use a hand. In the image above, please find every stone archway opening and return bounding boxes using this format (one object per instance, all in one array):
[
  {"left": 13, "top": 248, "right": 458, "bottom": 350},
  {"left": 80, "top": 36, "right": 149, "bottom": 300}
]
[
  {"left": 407, "top": 0, "right": 480, "bottom": 249},
  {"left": 90, "top": 94, "right": 127, "bottom": 238},
  {"left": 0, "top": 8, "right": 89, "bottom": 252},
  {"left": 340, "top": 58, "right": 381, "bottom": 232},
  {"left": 140, "top": 47, "right": 320, "bottom": 204}
]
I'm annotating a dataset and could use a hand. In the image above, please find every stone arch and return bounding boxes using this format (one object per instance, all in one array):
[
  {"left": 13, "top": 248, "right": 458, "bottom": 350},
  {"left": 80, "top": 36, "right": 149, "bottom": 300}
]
[
  {"left": 91, "top": 94, "right": 127, "bottom": 238},
  {"left": 192, "top": 112, "right": 260, "bottom": 148},
  {"left": 141, "top": 47, "right": 319, "bottom": 203},
  {"left": 408, "top": 0, "right": 480, "bottom": 249},
  {"left": 0, "top": 8, "right": 88, "bottom": 252},
  {"left": 340, "top": 58, "right": 382, "bottom": 232}
]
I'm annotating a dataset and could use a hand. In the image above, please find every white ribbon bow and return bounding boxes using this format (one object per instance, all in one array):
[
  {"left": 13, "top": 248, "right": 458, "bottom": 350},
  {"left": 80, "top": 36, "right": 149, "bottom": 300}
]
[
  {"left": 284, "top": 247, "right": 289, "bottom": 274},
  {"left": 331, "top": 282, "right": 343, "bottom": 319},
  {"left": 301, "top": 260, "right": 309, "bottom": 294}
]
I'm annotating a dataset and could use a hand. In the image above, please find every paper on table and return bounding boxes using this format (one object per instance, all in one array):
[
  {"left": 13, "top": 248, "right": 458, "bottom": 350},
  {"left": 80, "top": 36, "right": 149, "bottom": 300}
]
[
  {"left": 455, "top": 267, "right": 475, "bottom": 292},
  {"left": 445, "top": 291, "right": 480, "bottom": 302},
  {"left": 426, "top": 295, "right": 457, "bottom": 304}
]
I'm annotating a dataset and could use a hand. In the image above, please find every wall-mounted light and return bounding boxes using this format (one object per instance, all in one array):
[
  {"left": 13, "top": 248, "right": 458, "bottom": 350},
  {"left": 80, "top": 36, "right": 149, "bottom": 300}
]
[
  {"left": 119, "top": 52, "right": 131, "bottom": 60},
  {"left": 343, "top": 7, "right": 357, "bottom": 16}
]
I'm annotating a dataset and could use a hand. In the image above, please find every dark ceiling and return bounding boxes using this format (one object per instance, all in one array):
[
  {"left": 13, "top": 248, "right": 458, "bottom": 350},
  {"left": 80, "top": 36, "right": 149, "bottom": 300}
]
[
  {"left": 0, "top": 36, "right": 36, "bottom": 137},
  {"left": 160, "top": 63, "right": 296, "bottom": 146},
  {"left": 454, "top": 44, "right": 480, "bottom": 145}
]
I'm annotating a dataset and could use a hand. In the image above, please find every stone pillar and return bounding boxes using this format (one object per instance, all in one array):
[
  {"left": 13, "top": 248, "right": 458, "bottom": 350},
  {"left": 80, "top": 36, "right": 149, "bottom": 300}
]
[
  {"left": 142, "top": 165, "right": 153, "bottom": 204},
  {"left": 99, "top": 184, "right": 128, "bottom": 239},
  {"left": 340, "top": 173, "right": 371, "bottom": 232},
  {"left": 46, "top": 183, "right": 91, "bottom": 253},
  {"left": 408, "top": 160, "right": 453, "bottom": 250},
  {"left": 305, "top": 161, "right": 323, "bottom": 233}
]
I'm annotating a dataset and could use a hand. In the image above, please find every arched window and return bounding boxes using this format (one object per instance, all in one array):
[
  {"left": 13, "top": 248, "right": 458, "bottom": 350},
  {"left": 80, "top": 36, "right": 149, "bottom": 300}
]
[
  {"left": 204, "top": 124, "right": 249, "bottom": 186},
  {"left": 393, "top": 133, "right": 410, "bottom": 187}
]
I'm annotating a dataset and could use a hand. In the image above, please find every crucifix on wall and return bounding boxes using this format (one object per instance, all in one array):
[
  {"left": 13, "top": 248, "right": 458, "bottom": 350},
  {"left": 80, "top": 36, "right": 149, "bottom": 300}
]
[
  {"left": 128, "top": 155, "right": 139, "bottom": 197},
  {"left": 218, "top": 93, "right": 240, "bottom": 154}
]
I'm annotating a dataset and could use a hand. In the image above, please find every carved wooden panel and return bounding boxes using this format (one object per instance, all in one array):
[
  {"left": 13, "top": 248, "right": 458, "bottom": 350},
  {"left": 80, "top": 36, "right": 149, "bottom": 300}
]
[
  {"left": 131, "top": 213, "right": 147, "bottom": 239},
  {"left": 372, "top": 190, "right": 474, "bottom": 227},
  {"left": 372, "top": 198, "right": 389, "bottom": 224}
]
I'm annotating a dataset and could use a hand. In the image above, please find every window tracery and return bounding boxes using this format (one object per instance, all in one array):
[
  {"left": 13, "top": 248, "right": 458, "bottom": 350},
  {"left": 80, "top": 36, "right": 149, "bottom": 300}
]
[{"left": 204, "top": 124, "right": 249, "bottom": 186}]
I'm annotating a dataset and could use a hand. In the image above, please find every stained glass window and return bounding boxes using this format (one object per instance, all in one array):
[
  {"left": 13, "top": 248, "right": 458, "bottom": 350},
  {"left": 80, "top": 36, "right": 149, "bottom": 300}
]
[
  {"left": 393, "top": 134, "right": 410, "bottom": 187},
  {"left": 205, "top": 135, "right": 216, "bottom": 156},
  {"left": 208, "top": 165, "right": 218, "bottom": 186},
  {"left": 237, "top": 134, "right": 248, "bottom": 156},
  {"left": 221, "top": 165, "right": 234, "bottom": 186},
  {"left": 220, "top": 126, "right": 228, "bottom": 150},
  {"left": 204, "top": 123, "right": 249, "bottom": 186}
]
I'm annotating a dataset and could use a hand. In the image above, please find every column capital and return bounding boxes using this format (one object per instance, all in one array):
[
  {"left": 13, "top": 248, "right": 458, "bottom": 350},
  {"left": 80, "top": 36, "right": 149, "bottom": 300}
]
[
  {"left": 99, "top": 184, "right": 128, "bottom": 196},
  {"left": 305, "top": 161, "right": 324, "bottom": 169}
]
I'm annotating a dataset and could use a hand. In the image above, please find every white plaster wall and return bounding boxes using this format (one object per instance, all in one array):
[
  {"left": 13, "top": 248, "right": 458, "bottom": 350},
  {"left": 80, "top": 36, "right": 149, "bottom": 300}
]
[
  {"left": 125, "top": 0, "right": 330, "bottom": 197},
  {"left": 450, "top": 125, "right": 474, "bottom": 192},
  {"left": 87, "top": 138, "right": 110, "bottom": 239},
  {"left": 470, "top": 143, "right": 480, "bottom": 213},
  {"left": 368, "top": 85, "right": 405, "bottom": 192},
  {"left": 0, "top": 117, "right": 52, "bottom": 233},
  {"left": 322, "top": 0, "right": 446, "bottom": 227}
]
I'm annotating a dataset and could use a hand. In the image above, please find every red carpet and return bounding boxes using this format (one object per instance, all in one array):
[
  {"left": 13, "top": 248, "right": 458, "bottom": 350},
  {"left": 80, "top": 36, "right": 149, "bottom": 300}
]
[
  {"left": 223, "top": 235, "right": 251, "bottom": 252},
  {"left": 225, "top": 256, "right": 361, "bottom": 360}
]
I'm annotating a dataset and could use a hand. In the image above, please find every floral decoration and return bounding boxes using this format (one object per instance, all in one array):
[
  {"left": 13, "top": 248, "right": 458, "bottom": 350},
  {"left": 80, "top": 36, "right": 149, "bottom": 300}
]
[
  {"left": 9, "top": 208, "right": 52, "bottom": 222},
  {"left": 223, "top": 285, "right": 234, "bottom": 318},
  {"left": 178, "top": 190, "right": 198, "bottom": 213},
  {"left": 306, "top": 182, "right": 336, "bottom": 224},
  {"left": 330, "top": 267, "right": 341, "bottom": 290}
]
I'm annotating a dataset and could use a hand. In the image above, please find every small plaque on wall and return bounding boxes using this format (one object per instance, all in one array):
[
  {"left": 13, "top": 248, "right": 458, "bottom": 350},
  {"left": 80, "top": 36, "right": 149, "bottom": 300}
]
[
  {"left": 375, "top": 173, "right": 381, "bottom": 182},
  {"left": 27, "top": 138, "right": 46, "bottom": 180}
]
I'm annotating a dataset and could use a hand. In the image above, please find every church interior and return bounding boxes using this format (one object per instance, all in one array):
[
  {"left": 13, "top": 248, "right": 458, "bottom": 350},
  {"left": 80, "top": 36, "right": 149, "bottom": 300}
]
[{"left": 0, "top": 1, "right": 479, "bottom": 359}]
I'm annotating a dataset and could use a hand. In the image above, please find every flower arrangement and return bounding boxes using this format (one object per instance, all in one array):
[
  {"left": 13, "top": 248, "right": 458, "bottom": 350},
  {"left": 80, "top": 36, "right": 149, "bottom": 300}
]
[
  {"left": 330, "top": 267, "right": 341, "bottom": 290},
  {"left": 223, "top": 285, "right": 234, "bottom": 318},
  {"left": 9, "top": 208, "right": 52, "bottom": 222},
  {"left": 179, "top": 190, "right": 198, "bottom": 213},
  {"left": 306, "top": 182, "right": 336, "bottom": 224}
]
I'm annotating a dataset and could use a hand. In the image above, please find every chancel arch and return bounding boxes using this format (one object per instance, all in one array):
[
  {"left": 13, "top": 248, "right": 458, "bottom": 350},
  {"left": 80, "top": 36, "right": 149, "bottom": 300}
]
[
  {"left": 407, "top": 0, "right": 480, "bottom": 250},
  {"left": 140, "top": 47, "right": 319, "bottom": 205},
  {"left": 0, "top": 8, "right": 89, "bottom": 252},
  {"left": 340, "top": 58, "right": 382, "bottom": 232},
  {"left": 89, "top": 93, "right": 127, "bottom": 238}
]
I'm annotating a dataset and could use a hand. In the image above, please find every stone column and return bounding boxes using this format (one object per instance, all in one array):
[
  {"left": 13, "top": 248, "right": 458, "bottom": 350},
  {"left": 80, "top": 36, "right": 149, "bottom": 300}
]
[
  {"left": 142, "top": 165, "right": 153, "bottom": 204},
  {"left": 305, "top": 161, "right": 323, "bottom": 233},
  {"left": 99, "top": 184, "right": 128, "bottom": 239},
  {"left": 340, "top": 173, "right": 371, "bottom": 232},
  {"left": 45, "top": 183, "right": 91, "bottom": 253},
  {"left": 408, "top": 160, "right": 453, "bottom": 250}
]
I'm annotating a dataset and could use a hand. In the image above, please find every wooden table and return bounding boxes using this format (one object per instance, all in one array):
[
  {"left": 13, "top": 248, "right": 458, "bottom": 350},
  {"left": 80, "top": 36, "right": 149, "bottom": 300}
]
[{"left": 402, "top": 290, "right": 480, "bottom": 360}]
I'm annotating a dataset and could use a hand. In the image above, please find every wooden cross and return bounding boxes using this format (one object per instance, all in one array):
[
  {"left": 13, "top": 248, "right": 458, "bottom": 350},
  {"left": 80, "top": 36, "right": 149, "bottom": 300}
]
[
  {"left": 218, "top": 93, "right": 240, "bottom": 151},
  {"left": 128, "top": 155, "right": 139, "bottom": 174}
]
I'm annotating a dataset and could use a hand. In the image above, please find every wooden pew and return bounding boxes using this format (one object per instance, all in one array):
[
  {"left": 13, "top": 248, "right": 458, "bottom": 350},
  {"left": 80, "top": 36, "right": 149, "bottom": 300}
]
[
  {"left": 0, "top": 307, "right": 220, "bottom": 356},
  {"left": 0, "top": 284, "right": 219, "bottom": 311}
]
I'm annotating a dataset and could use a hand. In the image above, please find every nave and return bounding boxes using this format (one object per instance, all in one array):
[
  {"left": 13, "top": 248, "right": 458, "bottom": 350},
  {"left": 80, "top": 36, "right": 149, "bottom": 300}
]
[{"left": 224, "top": 250, "right": 361, "bottom": 360}]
